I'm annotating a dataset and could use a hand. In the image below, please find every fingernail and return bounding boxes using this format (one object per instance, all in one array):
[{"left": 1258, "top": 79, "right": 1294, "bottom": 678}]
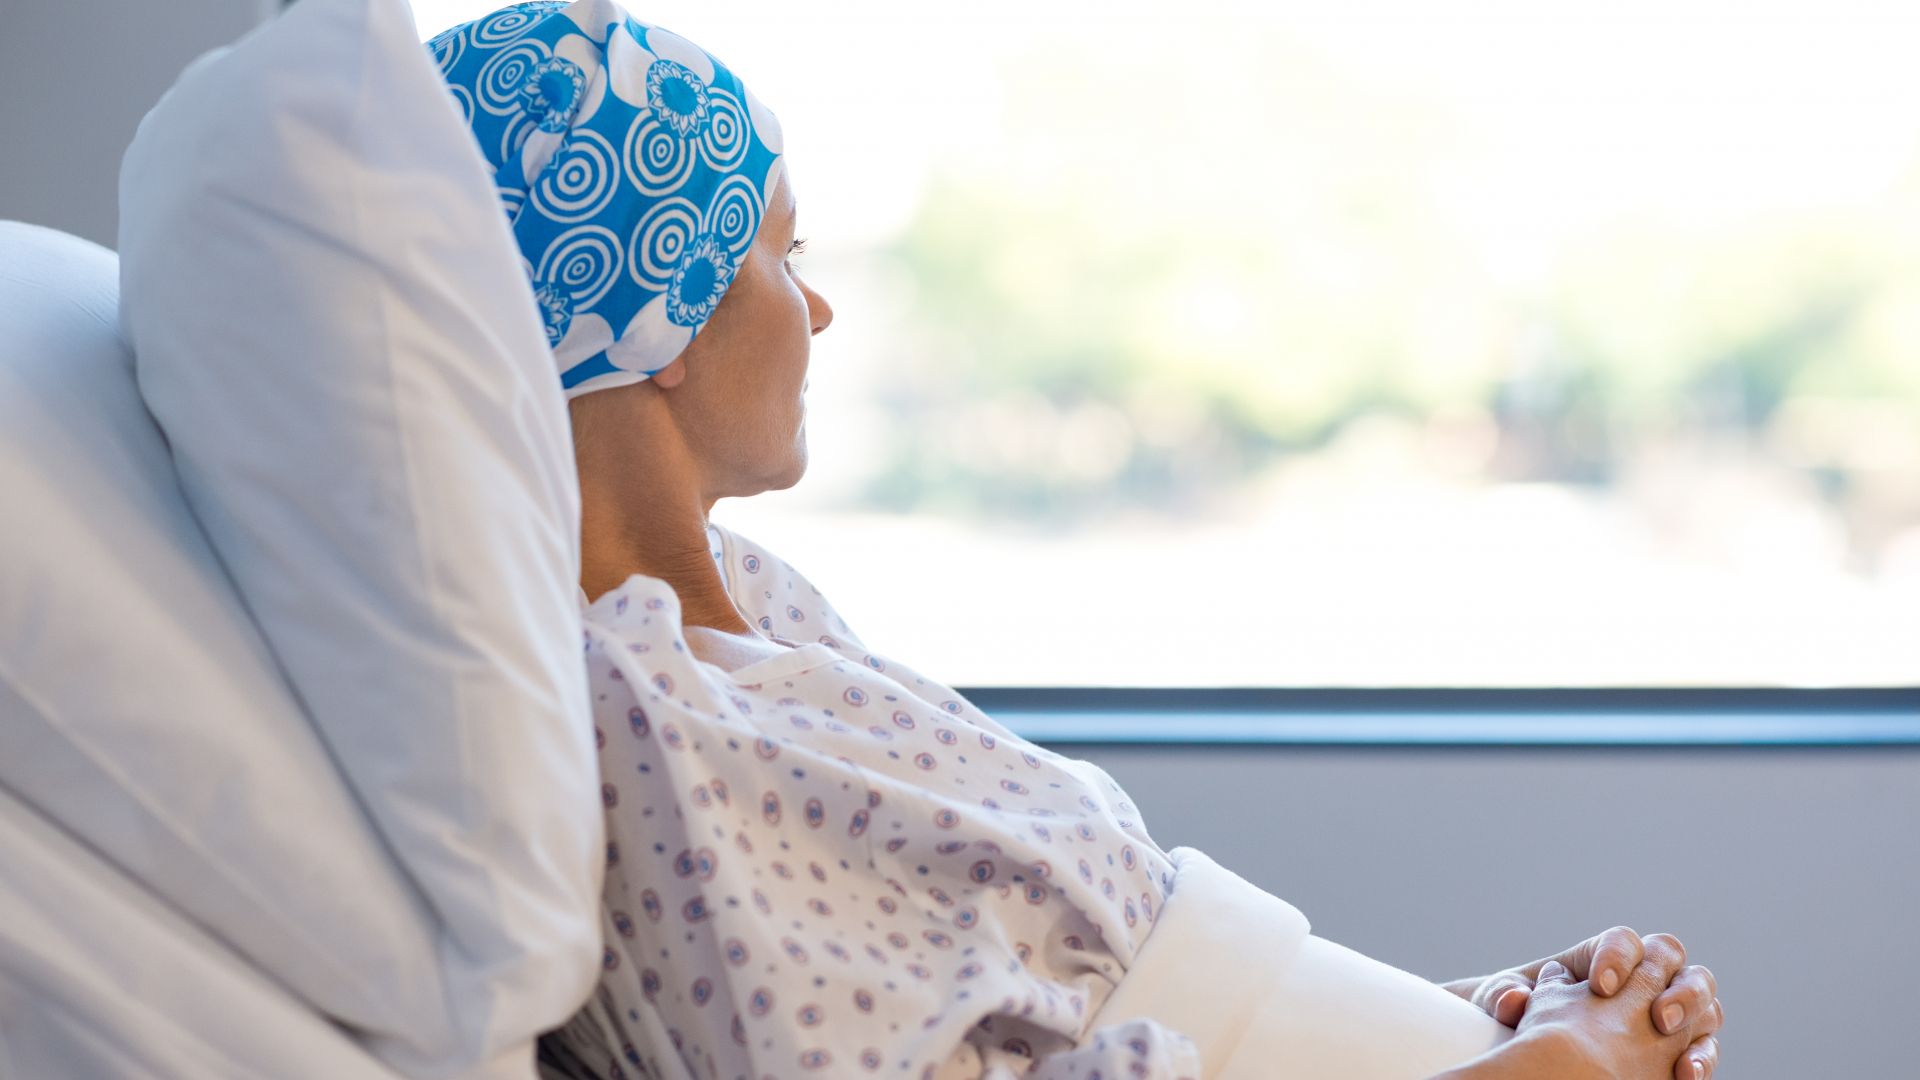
[
  {"left": 1663, "top": 1003, "right": 1684, "bottom": 1032},
  {"left": 1692, "top": 1060, "right": 1704, "bottom": 1079},
  {"left": 1497, "top": 988, "right": 1522, "bottom": 1014},
  {"left": 1598, "top": 968, "right": 1619, "bottom": 994}
]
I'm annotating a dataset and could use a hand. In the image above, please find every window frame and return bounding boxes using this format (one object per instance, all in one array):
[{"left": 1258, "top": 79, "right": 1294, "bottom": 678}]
[{"left": 956, "top": 686, "right": 1920, "bottom": 746}]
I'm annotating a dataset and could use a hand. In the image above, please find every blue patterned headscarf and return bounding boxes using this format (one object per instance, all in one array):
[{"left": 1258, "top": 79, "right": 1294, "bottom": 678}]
[{"left": 428, "top": 0, "right": 784, "bottom": 398}]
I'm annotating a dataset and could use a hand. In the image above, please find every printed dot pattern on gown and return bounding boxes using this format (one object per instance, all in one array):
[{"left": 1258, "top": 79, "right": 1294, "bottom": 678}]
[{"left": 545, "top": 524, "right": 1202, "bottom": 1079}]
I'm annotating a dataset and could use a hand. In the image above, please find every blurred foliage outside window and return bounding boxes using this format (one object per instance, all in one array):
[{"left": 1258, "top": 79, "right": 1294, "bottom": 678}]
[{"left": 418, "top": 0, "right": 1920, "bottom": 687}]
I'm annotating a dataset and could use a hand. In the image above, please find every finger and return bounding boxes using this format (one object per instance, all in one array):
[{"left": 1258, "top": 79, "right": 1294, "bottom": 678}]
[
  {"left": 1586, "top": 926, "right": 1644, "bottom": 996},
  {"left": 1651, "top": 966, "right": 1718, "bottom": 1036},
  {"left": 1536, "top": 959, "right": 1574, "bottom": 986},
  {"left": 1693, "top": 997, "right": 1725, "bottom": 1041},
  {"left": 1472, "top": 973, "right": 1536, "bottom": 1028},
  {"left": 1646, "top": 931, "right": 1688, "bottom": 969},
  {"left": 1673, "top": 1032, "right": 1719, "bottom": 1079},
  {"left": 1629, "top": 932, "right": 1688, "bottom": 997},
  {"left": 1494, "top": 984, "right": 1531, "bottom": 1027}
]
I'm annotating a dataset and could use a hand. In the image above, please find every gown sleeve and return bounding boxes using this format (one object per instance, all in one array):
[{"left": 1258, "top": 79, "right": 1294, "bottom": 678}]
[{"left": 958, "top": 1016, "right": 1204, "bottom": 1079}]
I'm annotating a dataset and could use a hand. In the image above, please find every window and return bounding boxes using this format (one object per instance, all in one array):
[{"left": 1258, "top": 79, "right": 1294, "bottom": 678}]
[{"left": 417, "top": 0, "right": 1920, "bottom": 688}]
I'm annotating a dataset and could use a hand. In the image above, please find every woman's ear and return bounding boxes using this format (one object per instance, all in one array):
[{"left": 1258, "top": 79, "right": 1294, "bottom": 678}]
[{"left": 650, "top": 357, "right": 688, "bottom": 389}]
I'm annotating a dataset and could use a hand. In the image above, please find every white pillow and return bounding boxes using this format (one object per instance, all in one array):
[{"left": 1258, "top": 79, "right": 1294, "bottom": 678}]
[
  {"left": 116, "top": 0, "right": 604, "bottom": 1074},
  {"left": 0, "top": 222, "right": 438, "bottom": 1061}
]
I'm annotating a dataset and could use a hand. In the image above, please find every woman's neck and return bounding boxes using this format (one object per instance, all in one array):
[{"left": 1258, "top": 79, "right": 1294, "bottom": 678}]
[
  {"left": 579, "top": 503, "right": 747, "bottom": 633},
  {"left": 573, "top": 399, "right": 752, "bottom": 635}
]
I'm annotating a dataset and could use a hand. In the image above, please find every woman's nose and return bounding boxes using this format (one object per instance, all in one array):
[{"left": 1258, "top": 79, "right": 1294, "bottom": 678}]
[{"left": 806, "top": 282, "right": 833, "bottom": 336}]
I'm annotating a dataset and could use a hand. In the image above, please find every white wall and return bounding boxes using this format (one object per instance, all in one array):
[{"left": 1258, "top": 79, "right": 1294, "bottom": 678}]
[
  {"left": 1075, "top": 743, "right": 1920, "bottom": 1079},
  {"left": 0, "top": 0, "right": 271, "bottom": 248}
]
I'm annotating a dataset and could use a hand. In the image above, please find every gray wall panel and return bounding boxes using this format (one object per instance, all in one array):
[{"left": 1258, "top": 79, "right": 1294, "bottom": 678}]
[
  {"left": 1071, "top": 744, "right": 1919, "bottom": 1079},
  {"left": 0, "top": 0, "right": 269, "bottom": 248}
]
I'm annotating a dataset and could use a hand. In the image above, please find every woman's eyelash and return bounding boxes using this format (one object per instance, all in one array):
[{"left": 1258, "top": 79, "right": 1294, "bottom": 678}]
[{"left": 787, "top": 237, "right": 808, "bottom": 256}]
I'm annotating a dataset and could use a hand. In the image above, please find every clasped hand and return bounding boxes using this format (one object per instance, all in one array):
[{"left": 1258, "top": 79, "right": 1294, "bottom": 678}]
[{"left": 1442, "top": 925, "right": 1723, "bottom": 1078}]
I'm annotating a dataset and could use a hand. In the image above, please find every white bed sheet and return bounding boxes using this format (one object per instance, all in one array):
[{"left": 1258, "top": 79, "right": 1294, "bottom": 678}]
[{"left": 0, "top": 779, "right": 405, "bottom": 1080}]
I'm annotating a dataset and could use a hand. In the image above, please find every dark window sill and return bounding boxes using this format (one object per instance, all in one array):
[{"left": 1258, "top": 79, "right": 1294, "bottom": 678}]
[{"left": 954, "top": 686, "right": 1920, "bottom": 746}]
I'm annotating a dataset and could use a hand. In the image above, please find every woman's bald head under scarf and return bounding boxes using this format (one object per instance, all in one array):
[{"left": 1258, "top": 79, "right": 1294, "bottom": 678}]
[{"left": 429, "top": 0, "right": 785, "bottom": 399}]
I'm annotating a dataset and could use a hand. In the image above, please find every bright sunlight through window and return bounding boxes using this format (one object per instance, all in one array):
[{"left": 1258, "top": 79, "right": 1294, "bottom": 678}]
[{"left": 415, "top": 0, "right": 1920, "bottom": 688}]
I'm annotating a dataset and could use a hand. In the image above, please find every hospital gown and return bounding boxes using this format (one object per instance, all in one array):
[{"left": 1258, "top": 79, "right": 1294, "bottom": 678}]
[{"left": 541, "top": 524, "right": 1202, "bottom": 1080}]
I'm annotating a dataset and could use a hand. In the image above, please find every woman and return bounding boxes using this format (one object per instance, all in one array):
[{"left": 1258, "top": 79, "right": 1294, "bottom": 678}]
[{"left": 429, "top": 4, "right": 1725, "bottom": 1078}]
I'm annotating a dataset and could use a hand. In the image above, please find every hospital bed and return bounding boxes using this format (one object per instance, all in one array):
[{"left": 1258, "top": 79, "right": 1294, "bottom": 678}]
[{"left": 0, "top": 222, "right": 410, "bottom": 1077}]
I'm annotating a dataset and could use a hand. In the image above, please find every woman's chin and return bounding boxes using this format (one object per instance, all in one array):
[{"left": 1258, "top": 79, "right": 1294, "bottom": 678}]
[
  {"left": 785, "top": 444, "right": 811, "bottom": 490},
  {"left": 764, "top": 439, "right": 809, "bottom": 493}
]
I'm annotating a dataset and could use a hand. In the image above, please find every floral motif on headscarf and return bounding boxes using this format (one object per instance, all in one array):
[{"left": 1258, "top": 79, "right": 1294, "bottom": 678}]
[{"left": 522, "top": 57, "right": 587, "bottom": 132}]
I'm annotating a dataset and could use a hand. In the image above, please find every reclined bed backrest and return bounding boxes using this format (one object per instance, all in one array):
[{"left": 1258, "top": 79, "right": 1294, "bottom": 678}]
[{"left": 0, "top": 221, "right": 448, "bottom": 1055}]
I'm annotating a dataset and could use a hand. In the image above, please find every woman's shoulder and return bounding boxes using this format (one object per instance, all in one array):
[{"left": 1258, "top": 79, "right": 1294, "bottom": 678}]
[
  {"left": 708, "top": 522, "right": 872, "bottom": 656},
  {"left": 705, "top": 522, "right": 1030, "bottom": 740}
]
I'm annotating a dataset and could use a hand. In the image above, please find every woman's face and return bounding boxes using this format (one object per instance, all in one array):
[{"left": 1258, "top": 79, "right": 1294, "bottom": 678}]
[{"left": 653, "top": 163, "right": 834, "bottom": 499}]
